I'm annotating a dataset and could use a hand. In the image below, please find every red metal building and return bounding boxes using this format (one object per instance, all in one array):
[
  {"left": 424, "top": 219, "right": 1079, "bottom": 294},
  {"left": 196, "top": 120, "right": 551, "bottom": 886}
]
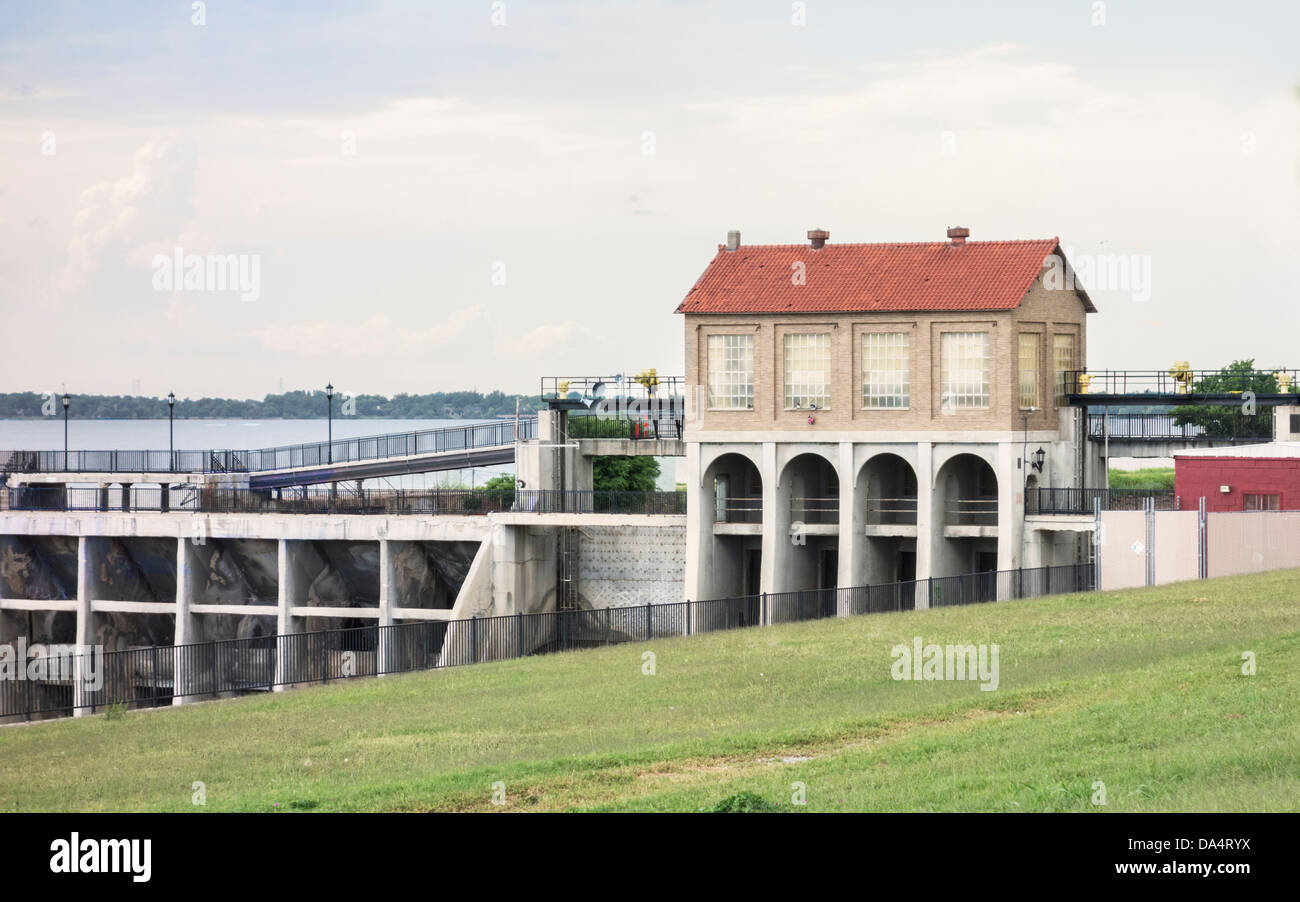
[{"left": 1174, "top": 442, "right": 1300, "bottom": 512}]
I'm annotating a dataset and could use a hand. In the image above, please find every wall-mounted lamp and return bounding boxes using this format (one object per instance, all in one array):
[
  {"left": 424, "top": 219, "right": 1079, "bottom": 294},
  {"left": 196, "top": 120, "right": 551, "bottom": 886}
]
[{"left": 1032, "top": 447, "right": 1046, "bottom": 472}]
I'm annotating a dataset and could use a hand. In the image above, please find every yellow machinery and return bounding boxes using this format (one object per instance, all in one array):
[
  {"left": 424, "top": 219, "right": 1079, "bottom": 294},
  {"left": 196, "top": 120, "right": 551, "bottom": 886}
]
[
  {"left": 1276, "top": 371, "right": 1293, "bottom": 393},
  {"left": 1168, "top": 361, "right": 1193, "bottom": 394},
  {"left": 1077, "top": 373, "right": 1093, "bottom": 394},
  {"left": 633, "top": 368, "right": 659, "bottom": 396}
]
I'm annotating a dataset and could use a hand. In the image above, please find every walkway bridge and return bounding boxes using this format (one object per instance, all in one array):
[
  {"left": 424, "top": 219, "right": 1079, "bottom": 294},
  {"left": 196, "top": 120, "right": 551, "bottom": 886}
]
[
  {"left": 1, "top": 418, "right": 540, "bottom": 491},
  {"left": 1068, "top": 369, "right": 1297, "bottom": 457},
  {"left": 1, "top": 372, "right": 689, "bottom": 497}
]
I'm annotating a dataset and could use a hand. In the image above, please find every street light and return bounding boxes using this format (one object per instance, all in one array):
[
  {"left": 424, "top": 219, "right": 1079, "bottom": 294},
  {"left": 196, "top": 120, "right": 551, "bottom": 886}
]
[
  {"left": 61, "top": 392, "right": 70, "bottom": 471},
  {"left": 326, "top": 383, "right": 334, "bottom": 463},
  {"left": 167, "top": 392, "right": 176, "bottom": 472}
]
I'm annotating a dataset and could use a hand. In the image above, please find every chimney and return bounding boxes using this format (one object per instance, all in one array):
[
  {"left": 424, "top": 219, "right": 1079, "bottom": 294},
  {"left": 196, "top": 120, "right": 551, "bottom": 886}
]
[
  {"left": 947, "top": 226, "right": 970, "bottom": 246},
  {"left": 808, "top": 228, "right": 829, "bottom": 250},
  {"left": 726, "top": 230, "right": 741, "bottom": 252}
]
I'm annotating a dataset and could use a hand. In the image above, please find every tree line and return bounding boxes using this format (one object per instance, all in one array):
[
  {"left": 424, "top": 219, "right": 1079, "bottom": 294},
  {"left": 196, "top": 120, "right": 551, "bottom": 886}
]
[{"left": 0, "top": 390, "right": 547, "bottom": 420}]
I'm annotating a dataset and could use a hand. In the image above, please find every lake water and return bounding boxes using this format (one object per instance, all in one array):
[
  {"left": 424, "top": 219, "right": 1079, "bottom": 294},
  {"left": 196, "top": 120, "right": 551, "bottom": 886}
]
[{"left": 0, "top": 418, "right": 678, "bottom": 489}]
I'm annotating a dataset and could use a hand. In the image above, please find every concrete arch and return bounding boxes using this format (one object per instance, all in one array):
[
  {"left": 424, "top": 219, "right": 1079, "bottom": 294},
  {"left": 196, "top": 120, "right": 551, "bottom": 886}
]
[
  {"left": 930, "top": 444, "right": 999, "bottom": 489},
  {"left": 852, "top": 443, "right": 918, "bottom": 488},
  {"left": 692, "top": 451, "right": 765, "bottom": 603},
  {"left": 853, "top": 452, "right": 921, "bottom": 588},
  {"left": 698, "top": 444, "right": 763, "bottom": 489},
  {"left": 775, "top": 444, "right": 840, "bottom": 487},
  {"left": 931, "top": 452, "right": 1000, "bottom": 580}
]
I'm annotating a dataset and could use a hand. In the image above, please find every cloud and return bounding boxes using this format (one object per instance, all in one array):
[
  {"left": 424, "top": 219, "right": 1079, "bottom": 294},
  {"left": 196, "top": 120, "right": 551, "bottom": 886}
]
[
  {"left": 57, "top": 135, "right": 198, "bottom": 299},
  {"left": 252, "top": 305, "right": 486, "bottom": 357},
  {"left": 500, "top": 320, "right": 589, "bottom": 356}
]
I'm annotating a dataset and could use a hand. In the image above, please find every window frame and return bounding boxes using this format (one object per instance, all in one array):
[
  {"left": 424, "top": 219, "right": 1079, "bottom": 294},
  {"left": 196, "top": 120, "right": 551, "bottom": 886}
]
[
  {"left": 782, "top": 332, "right": 833, "bottom": 410},
  {"left": 939, "top": 331, "right": 991, "bottom": 411},
  {"left": 705, "top": 333, "right": 755, "bottom": 411},
  {"left": 1018, "top": 332, "right": 1041, "bottom": 410},
  {"left": 861, "top": 331, "right": 911, "bottom": 410},
  {"left": 1053, "top": 333, "right": 1076, "bottom": 407}
]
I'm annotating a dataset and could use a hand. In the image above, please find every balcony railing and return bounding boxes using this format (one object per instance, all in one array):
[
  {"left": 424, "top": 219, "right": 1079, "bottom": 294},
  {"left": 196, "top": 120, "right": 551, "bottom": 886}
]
[
  {"left": 865, "top": 497, "right": 918, "bottom": 526},
  {"left": 945, "top": 497, "right": 998, "bottom": 527},
  {"left": 715, "top": 496, "right": 762, "bottom": 524},
  {"left": 790, "top": 496, "right": 838, "bottom": 524}
]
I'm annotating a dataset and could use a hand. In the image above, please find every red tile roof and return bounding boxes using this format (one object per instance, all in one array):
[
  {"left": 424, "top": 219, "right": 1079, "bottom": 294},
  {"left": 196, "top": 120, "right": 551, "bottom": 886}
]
[{"left": 676, "top": 238, "right": 1097, "bottom": 315}]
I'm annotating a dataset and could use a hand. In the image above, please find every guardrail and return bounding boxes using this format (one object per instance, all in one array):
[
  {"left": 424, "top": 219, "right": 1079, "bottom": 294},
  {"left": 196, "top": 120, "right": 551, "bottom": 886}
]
[
  {"left": 1064, "top": 369, "right": 1300, "bottom": 398},
  {"left": 5, "top": 485, "right": 689, "bottom": 517},
  {"left": 0, "top": 562, "right": 1094, "bottom": 722},
  {"left": 0, "top": 418, "right": 537, "bottom": 476},
  {"left": 1026, "top": 488, "right": 1178, "bottom": 515},
  {"left": 1086, "top": 413, "right": 1271, "bottom": 442},
  {"left": 714, "top": 496, "right": 762, "bottom": 524},
  {"left": 865, "top": 497, "right": 918, "bottom": 525},
  {"left": 945, "top": 498, "right": 998, "bottom": 526}
]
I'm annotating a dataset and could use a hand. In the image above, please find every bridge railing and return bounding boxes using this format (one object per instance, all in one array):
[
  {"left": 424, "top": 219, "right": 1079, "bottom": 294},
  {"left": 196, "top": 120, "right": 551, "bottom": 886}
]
[
  {"left": 242, "top": 418, "right": 537, "bottom": 471},
  {"left": 0, "top": 449, "right": 249, "bottom": 474},
  {"left": 1027, "top": 487, "right": 1177, "bottom": 515},
  {"left": 1065, "top": 368, "right": 1300, "bottom": 397},
  {"left": 5, "top": 485, "right": 688, "bottom": 516},
  {"left": 1086, "top": 413, "right": 1272, "bottom": 442},
  {"left": 0, "top": 418, "right": 537, "bottom": 476}
]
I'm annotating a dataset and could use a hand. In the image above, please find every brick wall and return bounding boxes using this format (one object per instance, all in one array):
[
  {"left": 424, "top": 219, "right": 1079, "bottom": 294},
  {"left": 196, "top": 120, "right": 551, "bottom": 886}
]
[
  {"left": 1175, "top": 456, "right": 1300, "bottom": 511},
  {"left": 682, "top": 270, "right": 1088, "bottom": 435}
]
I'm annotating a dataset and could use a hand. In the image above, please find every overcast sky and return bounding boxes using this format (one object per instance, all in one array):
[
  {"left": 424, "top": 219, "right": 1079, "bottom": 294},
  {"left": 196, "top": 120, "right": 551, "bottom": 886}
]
[{"left": 0, "top": 0, "right": 1296, "bottom": 400}]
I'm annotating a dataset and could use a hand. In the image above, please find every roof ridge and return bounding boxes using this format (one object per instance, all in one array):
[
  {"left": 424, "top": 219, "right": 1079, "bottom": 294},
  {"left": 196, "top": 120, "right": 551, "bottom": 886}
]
[{"left": 709, "top": 238, "right": 1058, "bottom": 250}]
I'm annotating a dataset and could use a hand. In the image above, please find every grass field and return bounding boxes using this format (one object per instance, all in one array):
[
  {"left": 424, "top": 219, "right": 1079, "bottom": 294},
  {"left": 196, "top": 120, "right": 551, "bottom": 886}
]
[{"left": 1, "top": 569, "right": 1297, "bottom": 812}]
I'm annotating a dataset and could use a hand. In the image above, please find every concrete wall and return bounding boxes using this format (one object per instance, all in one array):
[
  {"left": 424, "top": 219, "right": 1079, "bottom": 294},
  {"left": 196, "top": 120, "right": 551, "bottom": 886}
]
[{"left": 577, "top": 524, "right": 685, "bottom": 608}]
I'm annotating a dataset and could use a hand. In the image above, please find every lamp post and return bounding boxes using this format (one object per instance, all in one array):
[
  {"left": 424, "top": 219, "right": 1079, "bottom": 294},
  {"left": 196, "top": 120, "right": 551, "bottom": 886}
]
[
  {"left": 167, "top": 392, "right": 176, "bottom": 471},
  {"left": 62, "top": 392, "right": 70, "bottom": 471},
  {"left": 326, "top": 383, "right": 334, "bottom": 463}
]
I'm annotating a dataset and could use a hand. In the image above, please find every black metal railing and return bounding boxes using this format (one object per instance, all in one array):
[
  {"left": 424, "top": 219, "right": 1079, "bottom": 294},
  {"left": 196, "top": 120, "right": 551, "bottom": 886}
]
[
  {"left": 0, "top": 562, "right": 1094, "bottom": 722},
  {"left": 1086, "top": 413, "right": 1272, "bottom": 442},
  {"left": 1063, "top": 369, "right": 1300, "bottom": 398},
  {"left": 1026, "top": 488, "right": 1178, "bottom": 515},
  {"left": 512, "top": 490, "right": 687, "bottom": 515},
  {"left": 565, "top": 412, "right": 684, "bottom": 441},
  {"left": 0, "top": 418, "right": 537, "bottom": 476},
  {"left": 5, "top": 485, "right": 689, "bottom": 517}
]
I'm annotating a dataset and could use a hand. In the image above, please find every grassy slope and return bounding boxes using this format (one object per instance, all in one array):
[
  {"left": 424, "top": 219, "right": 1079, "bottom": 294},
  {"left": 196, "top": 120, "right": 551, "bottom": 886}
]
[{"left": 1, "top": 570, "right": 1297, "bottom": 813}]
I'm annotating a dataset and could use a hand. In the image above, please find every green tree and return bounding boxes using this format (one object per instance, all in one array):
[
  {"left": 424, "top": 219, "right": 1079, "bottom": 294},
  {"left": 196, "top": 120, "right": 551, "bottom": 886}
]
[
  {"left": 592, "top": 456, "right": 661, "bottom": 492},
  {"left": 1170, "top": 360, "right": 1289, "bottom": 439}
]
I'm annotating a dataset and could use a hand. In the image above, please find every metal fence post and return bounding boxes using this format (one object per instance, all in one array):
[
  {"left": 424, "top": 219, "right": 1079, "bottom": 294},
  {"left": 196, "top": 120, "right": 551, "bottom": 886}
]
[
  {"left": 645, "top": 602, "right": 652, "bottom": 640},
  {"left": 516, "top": 612, "right": 524, "bottom": 658}
]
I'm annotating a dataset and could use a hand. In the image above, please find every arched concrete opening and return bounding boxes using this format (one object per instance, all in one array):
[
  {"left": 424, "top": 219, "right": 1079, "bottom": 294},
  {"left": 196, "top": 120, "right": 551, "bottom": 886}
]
[
  {"left": 856, "top": 453, "right": 919, "bottom": 587},
  {"left": 775, "top": 452, "right": 839, "bottom": 595},
  {"left": 933, "top": 453, "right": 999, "bottom": 581},
  {"left": 696, "top": 453, "right": 763, "bottom": 600}
]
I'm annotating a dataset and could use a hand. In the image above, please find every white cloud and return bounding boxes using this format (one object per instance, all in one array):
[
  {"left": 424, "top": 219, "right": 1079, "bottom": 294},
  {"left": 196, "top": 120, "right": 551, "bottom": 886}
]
[
  {"left": 500, "top": 321, "right": 589, "bottom": 356},
  {"left": 56, "top": 135, "right": 199, "bottom": 299}
]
